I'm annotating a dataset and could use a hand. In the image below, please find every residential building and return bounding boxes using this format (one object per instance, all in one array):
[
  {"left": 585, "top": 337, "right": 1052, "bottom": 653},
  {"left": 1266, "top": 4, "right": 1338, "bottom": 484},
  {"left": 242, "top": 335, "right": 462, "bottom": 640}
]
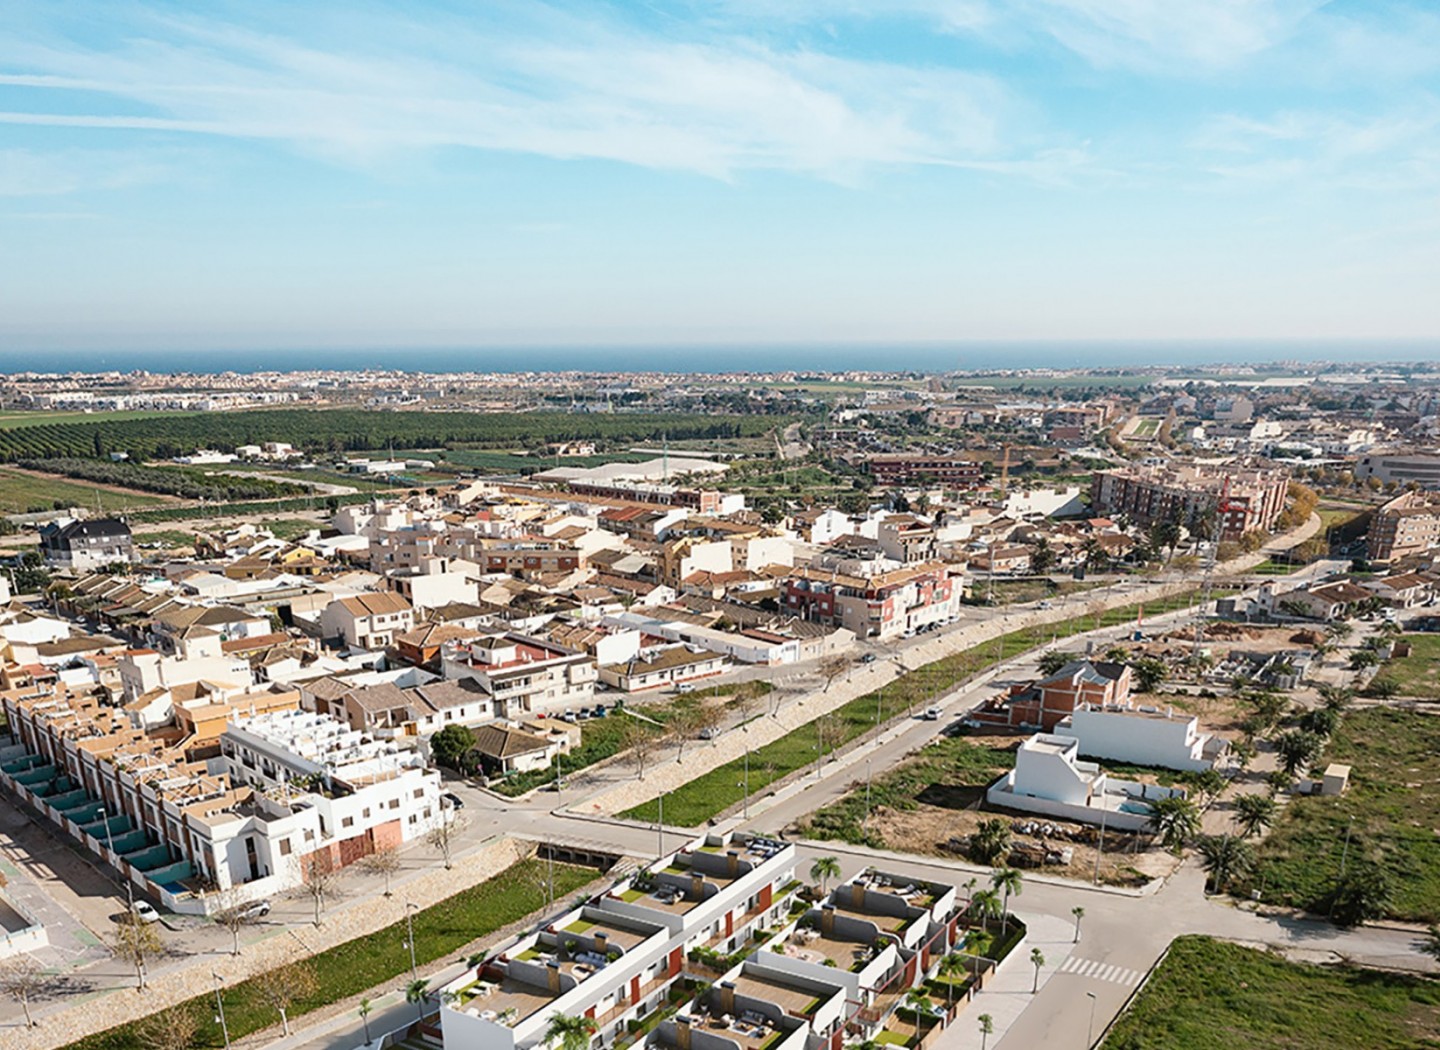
[
  {"left": 302, "top": 676, "right": 496, "bottom": 739},
  {"left": 435, "top": 832, "right": 800, "bottom": 1050},
  {"left": 318, "top": 592, "right": 416, "bottom": 650},
  {"left": 1367, "top": 491, "right": 1440, "bottom": 563},
  {"left": 598, "top": 645, "right": 732, "bottom": 692},
  {"left": 1090, "top": 461, "right": 1291, "bottom": 540},
  {"left": 865, "top": 455, "right": 984, "bottom": 487},
  {"left": 1054, "top": 702, "right": 1225, "bottom": 772},
  {"left": 971, "top": 660, "right": 1131, "bottom": 732},
  {"left": 986, "top": 733, "right": 1186, "bottom": 831},
  {"left": 876, "top": 515, "right": 937, "bottom": 564},
  {"left": 38, "top": 518, "right": 134, "bottom": 571},
  {"left": 441, "top": 633, "right": 596, "bottom": 716},
  {"left": 782, "top": 558, "right": 960, "bottom": 640}
]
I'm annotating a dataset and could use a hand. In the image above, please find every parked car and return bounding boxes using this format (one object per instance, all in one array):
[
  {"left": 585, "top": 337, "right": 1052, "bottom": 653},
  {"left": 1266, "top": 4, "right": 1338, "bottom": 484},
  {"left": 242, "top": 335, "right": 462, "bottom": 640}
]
[
  {"left": 236, "top": 900, "right": 271, "bottom": 921},
  {"left": 129, "top": 900, "right": 161, "bottom": 924},
  {"left": 923, "top": 706, "right": 943, "bottom": 720},
  {"left": 859, "top": 653, "right": 878, "bottom": 664},
  {"left": 442, "top": 792, "right": 465, "bottom": 809},
  {"left": 676, "top": 683, "right": 696, "bottom": 694},
  {"left": 699, "top": 726, "right": 724, "bottom": 740}
]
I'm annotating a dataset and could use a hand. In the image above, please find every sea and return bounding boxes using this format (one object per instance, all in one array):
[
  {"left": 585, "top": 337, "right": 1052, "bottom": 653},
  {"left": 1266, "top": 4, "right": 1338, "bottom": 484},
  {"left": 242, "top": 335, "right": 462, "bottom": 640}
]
[{"left": 0, "top": 340, "right": 1435, "bottom": 375}]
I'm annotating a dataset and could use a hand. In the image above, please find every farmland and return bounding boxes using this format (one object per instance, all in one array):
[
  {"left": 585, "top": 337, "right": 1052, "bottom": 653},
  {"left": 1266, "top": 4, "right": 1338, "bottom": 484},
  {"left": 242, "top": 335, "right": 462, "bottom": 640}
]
[
  {"left": 0, "top": 409, "right": 801, "bottom": 463},
  {"left": 0, "top": 468, "right": 170, "bottom": 515}
]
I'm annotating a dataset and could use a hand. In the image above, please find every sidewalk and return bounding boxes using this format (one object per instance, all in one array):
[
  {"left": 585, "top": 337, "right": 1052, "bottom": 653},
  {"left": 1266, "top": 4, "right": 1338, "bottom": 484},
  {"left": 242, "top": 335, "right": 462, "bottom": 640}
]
[{"left": 934, "top": 912, "right": 1076, "bottom": 1050}]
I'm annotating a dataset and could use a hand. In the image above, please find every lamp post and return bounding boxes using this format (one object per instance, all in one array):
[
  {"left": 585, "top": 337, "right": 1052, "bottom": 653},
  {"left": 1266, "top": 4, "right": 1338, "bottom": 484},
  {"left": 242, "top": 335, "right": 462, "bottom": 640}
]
[
  {"left": 99, "top": 807, "right": 134, "bottom": 907},
  {"left": 1086, "top": 991, "right": 1097, "bottom": 1048},
  {"left": 404, "top": 901, "right": 419, "bottom": 981},
  {"left": 657, "top": 792, "right": 666, "bottom": 860},
  {"left": 1092, "top": 802, "right": 1107, "bottom": 887},
  {"left": 212, "top": 972, "right": 231, "bottom": 1050}
]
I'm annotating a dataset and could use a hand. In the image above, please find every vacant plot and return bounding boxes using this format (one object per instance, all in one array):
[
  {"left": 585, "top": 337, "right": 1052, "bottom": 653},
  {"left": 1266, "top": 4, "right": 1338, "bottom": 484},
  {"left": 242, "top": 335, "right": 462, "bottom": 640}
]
[
  {"left": 0, "top": 468, "right": 169, "bottom": 515},
  {"left": 1381, "top": 634, "right": 1440, "bottom": 697},
  {"left": 1253, "top": 708, "right": 1440, "bottom": 922},
  {"left": 985, "top": 578, "right": 1105, "bottom": 606},
  {"left": 1102, "top": 935, "right": 1440, "bottom": 1050}
]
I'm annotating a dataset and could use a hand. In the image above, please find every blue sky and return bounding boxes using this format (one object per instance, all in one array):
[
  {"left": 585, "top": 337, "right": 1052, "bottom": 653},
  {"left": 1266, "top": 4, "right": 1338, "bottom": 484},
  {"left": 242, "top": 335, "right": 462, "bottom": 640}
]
[{"left": 1, "top": 1, "right": 1438, "bottom": 353}]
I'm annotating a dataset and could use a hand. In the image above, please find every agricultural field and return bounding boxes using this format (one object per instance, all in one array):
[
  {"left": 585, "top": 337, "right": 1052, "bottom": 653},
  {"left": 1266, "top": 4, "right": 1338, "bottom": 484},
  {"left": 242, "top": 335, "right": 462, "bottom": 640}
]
[
  {"left": 20, "top": 458, "right": 305, "bottom": 501},
  {"left": 0, "top": 409, "right": 202, "bottom": 429},
  {"left": 1102, "top": 936, "right": 1440, "bottom": 1050},
  {"left": 440, "top": 448, "right": 656, "bottom": 473},
  {"left": 1253, "top": 708, "right": 1440, "bottom": 922},
  {"left": 0, "top": 468, "right": 170, "bottom": 515},
  {"left": 0, "top": 408, "right": 802, "bottom": 463}
]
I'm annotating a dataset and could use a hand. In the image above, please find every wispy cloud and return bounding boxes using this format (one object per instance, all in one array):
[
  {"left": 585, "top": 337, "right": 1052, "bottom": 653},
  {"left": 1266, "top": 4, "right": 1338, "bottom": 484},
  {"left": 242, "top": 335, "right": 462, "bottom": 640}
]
[
  {"left": 0, "top": 146, "right": 170, "bottom": 196},
  {"left": 0, "top": 5, "right": 1066, "bottom": 183}
]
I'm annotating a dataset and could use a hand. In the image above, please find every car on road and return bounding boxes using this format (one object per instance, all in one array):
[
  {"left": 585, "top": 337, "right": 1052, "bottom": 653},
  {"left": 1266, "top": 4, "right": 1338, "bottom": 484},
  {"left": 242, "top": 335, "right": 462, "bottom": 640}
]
[
  {"left": 442, "top": 791, "right": 465, "bottom": 809},
  {"left": 676, "top": 683, "right": 697, "bottom": 694},
  {"left": 1037, "top": 600, "right": 1053, "bottom": 610},
  {"left": 129, "top": 900, "right": 161, "bottom": 924},
  {"left": 923, "top": 705, "right": 943, "bottom": 720},
  {"left": 699, "top": 726, "right": 724, "bottom": 740},
  {"left": 236, "top": 900, "right": 271, "bottom": 921},
  {"left": 859, "top": 653, "right": 877, "bottom": 664}
]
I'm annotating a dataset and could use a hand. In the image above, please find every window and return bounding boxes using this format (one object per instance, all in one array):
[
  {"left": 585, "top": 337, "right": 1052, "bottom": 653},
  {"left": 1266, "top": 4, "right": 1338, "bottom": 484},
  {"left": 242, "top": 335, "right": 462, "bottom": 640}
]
[
  {"left": 362, "top": 807, "right": 371, "bottom": 819},
  {"left": 342, "top": 816, "right": 354, "bottom": 829},
  {"left": 279, "top": 839, "right": 292, "bottom": 856},
  {"left": 413, "top": 788, "right": 424, "bottom": 799},
  {"left": 389, "top": 799, "right": 400, "bottom": 810}
]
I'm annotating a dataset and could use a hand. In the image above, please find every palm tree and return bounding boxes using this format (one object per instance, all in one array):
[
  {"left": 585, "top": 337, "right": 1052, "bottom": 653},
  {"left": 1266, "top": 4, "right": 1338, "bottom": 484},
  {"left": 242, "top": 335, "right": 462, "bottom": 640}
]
[
  {"left": 1422, "top": 925, "right": 1440, "bottom": 963},
  {"left": 1317, "top": 684, "right": 1354, "bottom": 712},
  {"left": 970, "top": 889, "right": 1002, "bottom": 928},
  {"left": 937, "top": 953, "right": 966, "bottom": 1009},
  {"left": 1029, "top": 948, "right": 1046, "bottom": 993},
  {"left": 810, "top": 856, "right": 841, "bottom": 894},
  {"left": 1147, "top": 795, "right": 1201, "bottom": 854},
  {"left": 978, "top": 1012, "right": 995, "bottom": 1050},
  {"left": 1330, "top": 868, "right": 1392, "bottom": 928},
  {"left": 1274, "top": 729, "right": 1324, "bottom": 778},
  {"left": 544, "top": 1013, "right": 598, "bottom": 1050},
  {"left": 1071, "top": 905, "right": 1085, "bottom": 943},
  {"left": 968, "top": 818, "right": 1011, "bottom": 866},
  {"left": 962, "top": 877, "right": 977, "bottom": 906},
  {"left": 358, "top": 997, "right": 373, "bottom": 1045},
  {"left": 1196, "top": 835, "right": 1255, "bottom": 895},
  {"left": 1232, "top": 794, "right": 1277, "bottom": 839},
  {"left": 964, "top": 928, "right": 994, "bottom": 981},
  {"left": 991, "top": 867, "right": 1023, "bottom": 936},
  {"left": 405, "top": 978, "right": 430, "bottom": 1023},
  {"left": 904, "top": 988, "right": 930, "bottom": 1044}
]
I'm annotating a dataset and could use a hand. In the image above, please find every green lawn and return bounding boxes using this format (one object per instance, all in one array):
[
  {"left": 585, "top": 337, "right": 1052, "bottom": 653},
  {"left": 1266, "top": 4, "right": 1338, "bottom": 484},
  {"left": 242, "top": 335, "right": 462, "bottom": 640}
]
[
  {"left": 63, "top": 858, "right": 598, "bottom": 1050},
  {"left": 1381, "top": 634, "right": 1440, "bottom": 697},
  {"left": 1253, "top": 708, "right": 1440, "bottom": 922},
  {"left": 1250, "top": 558, "right": 1303, "bottom": 576},
  {"left": 1102, "top": 935, "right": 1440, "bottom": 1050},
  {"left": 622, "top": 588, "right": 1210, "bottom": 827},
  {"left": 0, "top": 468, "right": 169, "bottom": 515}
]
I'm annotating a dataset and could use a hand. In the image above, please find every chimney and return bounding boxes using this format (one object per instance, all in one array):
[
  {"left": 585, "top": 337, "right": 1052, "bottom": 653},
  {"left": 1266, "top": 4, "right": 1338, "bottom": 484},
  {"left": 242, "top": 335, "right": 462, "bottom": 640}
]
[
  {"left": 546, "top": 960, "right": 562, "bottom": 993},
  {"left": 727, "top": 850, "right": 740, "bottom": 877},
  {"left": 719, "top": 981, "right": 737, "bottom": 1016},
  {"left": 593, "top": 931, "right": 608, "bottom": 952},
  {"left": 675, "top": 1016, "right": 693, "bottom": 1050},
  {"left": 820, "top": 903, "right": 836, "bottom": 936}
]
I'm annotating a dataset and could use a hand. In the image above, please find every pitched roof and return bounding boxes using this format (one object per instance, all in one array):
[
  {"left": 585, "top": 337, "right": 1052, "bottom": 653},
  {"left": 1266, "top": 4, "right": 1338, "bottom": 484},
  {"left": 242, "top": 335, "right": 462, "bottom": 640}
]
[
  {"left": 471, "top": 723, "right": 552, "bottom": 759},
  {"left": 337, "top": 591, "right": 412, "bottom": 617}
]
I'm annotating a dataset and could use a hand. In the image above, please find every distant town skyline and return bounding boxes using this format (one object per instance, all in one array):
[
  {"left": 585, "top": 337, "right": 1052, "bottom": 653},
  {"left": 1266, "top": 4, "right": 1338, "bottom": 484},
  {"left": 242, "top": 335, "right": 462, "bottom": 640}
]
[{"left": 3, "top": 1, "right": 1438, "bottom": 351}]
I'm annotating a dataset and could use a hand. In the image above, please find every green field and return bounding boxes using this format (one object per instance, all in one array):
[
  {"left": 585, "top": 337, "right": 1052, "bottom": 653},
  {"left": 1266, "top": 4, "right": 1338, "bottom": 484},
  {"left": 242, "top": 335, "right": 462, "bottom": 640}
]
[
  {"left": 0, "top": 468, "right": 169, "bottom": 515},
  {"left": 1253, "top": 707, "right": 1440, "bottom": 922},
  {"left": 1379, "top": 634, "right": 1440, "bottom": 697},
  {"left": 1102, "top": 936, "right": 1440, "bottom": 1050},
  {"left": 64, "top": 857, "right": 598, "bottom": 1050},
  {"left": 0, "top": 409, "right": 202, "bottom": 430},
  {"left": 622, "top": 588, "right": 1210, "bottom": 827}
]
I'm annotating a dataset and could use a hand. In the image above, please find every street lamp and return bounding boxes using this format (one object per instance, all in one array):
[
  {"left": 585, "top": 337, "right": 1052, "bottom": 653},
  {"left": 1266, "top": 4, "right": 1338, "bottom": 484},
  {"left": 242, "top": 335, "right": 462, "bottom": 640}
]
[
  {"left": 1086, "top": 991, "right": 1097, "bottom": 1048},
  {"left": 99, "top": 807, "right": 134, "bottom": 907},
  {"left": 212, "top": 972, "right": 231, "bottom": 1049},
  {"left": 404, "top": 901, "right": 419, "bottom": 980}
]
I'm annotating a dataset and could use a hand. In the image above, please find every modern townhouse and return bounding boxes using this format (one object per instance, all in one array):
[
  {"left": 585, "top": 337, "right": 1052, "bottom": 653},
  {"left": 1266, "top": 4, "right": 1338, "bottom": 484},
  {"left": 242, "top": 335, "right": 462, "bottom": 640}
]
[
  {"left": 436, "top": 832, "right": 802, "bottom": 1050},
  {"left": 441, "top": 632, "right": 596, "bottom": 716}
]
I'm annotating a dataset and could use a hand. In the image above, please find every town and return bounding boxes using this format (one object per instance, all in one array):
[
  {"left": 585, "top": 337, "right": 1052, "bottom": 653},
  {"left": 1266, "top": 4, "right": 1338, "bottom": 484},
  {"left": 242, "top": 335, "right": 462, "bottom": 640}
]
[{"left": 0, "top": 363, "right": 1438, "bottom": 1050}]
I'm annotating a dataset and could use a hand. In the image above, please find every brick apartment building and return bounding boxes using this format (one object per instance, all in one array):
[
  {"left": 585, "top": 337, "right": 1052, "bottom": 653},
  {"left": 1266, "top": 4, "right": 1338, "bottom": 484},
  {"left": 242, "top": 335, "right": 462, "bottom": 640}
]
[
  {"left": 1368, "top": 490, "right": 1440, "bottom": 563},
  {"left": 864, "top": 455, "right": 984, "bottom": 487},
  {"left": 1090, "top": 462, "right": 1290, "bottom": 541}
]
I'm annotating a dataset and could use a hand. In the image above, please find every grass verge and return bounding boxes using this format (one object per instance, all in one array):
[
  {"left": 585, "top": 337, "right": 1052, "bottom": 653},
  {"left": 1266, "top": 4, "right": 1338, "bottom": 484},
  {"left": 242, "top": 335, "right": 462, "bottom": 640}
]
[
  {"left": 1379, "top": 633, "right": 1440, "bottom": 698},
  {"left": 1101, "top": 935, "right": 1440, "bottom": 1050},
  {"left": 622, "top": 588, "right": 1211, "bottom": 827},
  {"left": 62, "top": 857, "right": 596, "bottom": 1050}
]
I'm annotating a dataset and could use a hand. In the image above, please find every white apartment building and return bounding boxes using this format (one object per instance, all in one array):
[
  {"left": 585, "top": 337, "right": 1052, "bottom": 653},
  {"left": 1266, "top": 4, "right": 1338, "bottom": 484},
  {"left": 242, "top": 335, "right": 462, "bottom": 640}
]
[
  {"left": 222, "top": 708, "right": 444, "bottom": 855},
  {"left": 437, "top": 832, "right": 800, "bottom": 1050},
  {"left": 319, "top": 592, "right": 416, "bottom": 650},
  {"left": 1055, "top": 703, "right": 1226, "bottom": 773}
]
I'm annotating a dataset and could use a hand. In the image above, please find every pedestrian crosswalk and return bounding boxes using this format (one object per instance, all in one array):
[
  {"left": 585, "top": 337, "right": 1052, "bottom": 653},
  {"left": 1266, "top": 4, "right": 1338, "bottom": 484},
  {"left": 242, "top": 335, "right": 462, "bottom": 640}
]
[{"left": 1057, "top": 955, "right": 1144, "bottom": 986}]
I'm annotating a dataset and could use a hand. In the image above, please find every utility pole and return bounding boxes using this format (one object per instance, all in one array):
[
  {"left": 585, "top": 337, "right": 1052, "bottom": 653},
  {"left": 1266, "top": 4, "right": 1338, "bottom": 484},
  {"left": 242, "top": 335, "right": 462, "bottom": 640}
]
[
  {"left": 404, "top": 901, "right": 419, "bottom": 980},
  {"left": 1092, "top": 803, "right": 1107, "bottom": 886},
  {"left": 213, "top": 973, "right": 231, "bottom": 1049}
]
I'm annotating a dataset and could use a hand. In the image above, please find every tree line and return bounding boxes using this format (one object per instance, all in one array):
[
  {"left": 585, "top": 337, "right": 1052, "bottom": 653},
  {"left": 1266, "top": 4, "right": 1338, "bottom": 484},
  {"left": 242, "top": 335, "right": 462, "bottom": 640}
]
[{"left": 17, "top": 459, "right": 306, "bottom": 502}]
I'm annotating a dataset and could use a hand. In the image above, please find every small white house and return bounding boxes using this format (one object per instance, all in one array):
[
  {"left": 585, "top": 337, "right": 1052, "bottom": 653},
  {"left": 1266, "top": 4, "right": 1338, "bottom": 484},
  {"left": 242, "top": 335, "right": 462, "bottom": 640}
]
[{"left": 1054, "top": 703, "right": 1226, "bottom": 773}]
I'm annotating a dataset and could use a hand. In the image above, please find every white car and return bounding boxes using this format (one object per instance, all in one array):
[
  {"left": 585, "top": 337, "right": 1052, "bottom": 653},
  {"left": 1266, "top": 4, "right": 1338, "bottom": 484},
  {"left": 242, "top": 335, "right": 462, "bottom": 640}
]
[
  {"left": 130, "top": 900, "right": 161, "bottom": 924},
  {"left": 923, "top": 706, "right": 943, "bottom": 721}
]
